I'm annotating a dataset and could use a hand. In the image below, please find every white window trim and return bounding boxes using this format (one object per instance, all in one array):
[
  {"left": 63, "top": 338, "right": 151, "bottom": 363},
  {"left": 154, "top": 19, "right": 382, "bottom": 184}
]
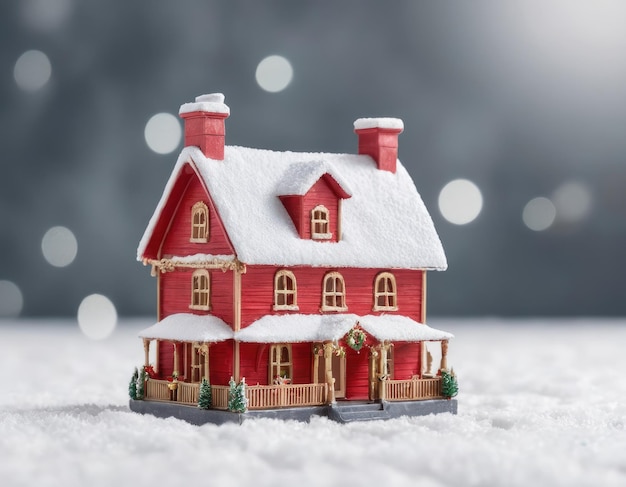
[
  {"left": 321, "top": 271, "right": 348, "bottom": 312},
  {"left": 269, "top": 344, "right": 293, "bottom": 383},
  {"left": 273, "top": 270, "right": 299, "bottom": 311},
  {"left": 190, "top": 201, "right": 209, "bottom": 243},
  {"left": 189, "top": 269, "right": 211, "bottom": 311},
  {"left": 311, "top": 205, "right": 332, "bottom": 240},
  {"left": 373, "top": 272, "right": 398, "bottom": 311}
]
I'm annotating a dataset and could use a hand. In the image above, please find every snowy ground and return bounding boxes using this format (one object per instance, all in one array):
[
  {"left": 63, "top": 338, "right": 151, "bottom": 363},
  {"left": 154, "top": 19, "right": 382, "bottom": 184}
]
[{"left": 1, "top": 318, "right": 625, "bottom": 487}]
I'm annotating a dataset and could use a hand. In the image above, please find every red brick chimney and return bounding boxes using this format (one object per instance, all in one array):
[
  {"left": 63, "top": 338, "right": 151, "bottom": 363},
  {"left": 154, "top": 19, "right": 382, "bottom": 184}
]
[
  {"left": 179, "top": 93, "right": 230, "bottom": 160},
  {"left": 354, "top": 118, "right": 404, "bottom": 173}
]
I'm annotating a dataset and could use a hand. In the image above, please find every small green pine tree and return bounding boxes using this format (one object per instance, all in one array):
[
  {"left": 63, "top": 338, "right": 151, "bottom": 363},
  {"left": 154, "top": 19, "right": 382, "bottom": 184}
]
[
  {"left": 198, "top": 378, "right": 212, "bottom": 409},
  {"left": 129, "top": 368, "right": 138, "bottom": 400},
  {"left": 228, "top": 377, "right": 247, "bottom": 413},
  {"left": 441, "top": 369, "right": 459, "bottom": 398},
  {"left": 136, "top": 367, "right": 147, "bottom": 399}
]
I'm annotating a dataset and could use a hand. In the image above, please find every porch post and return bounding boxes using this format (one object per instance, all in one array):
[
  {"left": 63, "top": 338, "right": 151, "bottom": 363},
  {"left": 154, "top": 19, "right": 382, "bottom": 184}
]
[
  {"left": 323, "top": 342, "right": 335, "bottom": 404},
  {"left": 201, "top": 343, "right": 210, "bottom": 381},
  {"left": 440, "top": 340, "right": 449, "bottom": 371},
  {"left": 142, "top": 338, "right": 150, "bottom": 368},
  {"left": 172, "top": 342, "right": 179, "bottom": 377}
]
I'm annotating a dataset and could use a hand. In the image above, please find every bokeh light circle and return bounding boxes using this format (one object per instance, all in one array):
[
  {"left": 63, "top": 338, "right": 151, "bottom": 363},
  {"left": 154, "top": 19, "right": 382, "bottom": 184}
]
[
  {"left": 255, "top": 55, "right": 293, "bottom": 92},
  {"left": 42, "top": 226, "right": 78, "bottom": 267},
  {"left": 438, "top": 179, "right": 484, "bottom": 225},
  {"left": 0, "top": 280, "right": 24, "bottom": 317},
  {"left": 553, "top": 181, "right": 592, "bottom": 223},
  {"left": 523, "top": 197, "right": 556, "bottom": 231},
  {"left": 20, "top": 0, "right": 73, "bottom": 32},
  {"left": 14, "top": 50, "right": 52, "bottom": 91},
  {"left": 77, "top": 294, "right": 117, "bottom": 340},
  {"left": 144, "top": 112, "right": 182, "bottom": 154}
]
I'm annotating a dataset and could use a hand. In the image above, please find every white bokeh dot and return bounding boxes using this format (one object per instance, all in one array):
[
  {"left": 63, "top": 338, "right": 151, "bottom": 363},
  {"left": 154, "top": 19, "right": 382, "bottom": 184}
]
[
  {"left": 42, "top": 226, "right": 77, "bottom": 267},
  {"left": 14, "top": 50, "right": 52, "bottom": 91},
  {"left": 553, "top": 181, "right": 592, "bottom": 223},
  {"left": 438, "top": 179, "right": 484, "bottom": 225},
  {"left": 77, "top": 294, "right": 117, "bottom": 340},
  {"left": 0, "top": 280, "right": 24, "bottom": 317},
  {"left": 523, "top": 197, "right": 556, "bottom": 231},
  {"left": 144, "top": 112, "right": 182, "bottom": 154},
  {"left": 20, "top": 0, "right": 73, "bottom": 32},
  {"left": 255, "top": 55, "right": 293, "bottom": 93}
]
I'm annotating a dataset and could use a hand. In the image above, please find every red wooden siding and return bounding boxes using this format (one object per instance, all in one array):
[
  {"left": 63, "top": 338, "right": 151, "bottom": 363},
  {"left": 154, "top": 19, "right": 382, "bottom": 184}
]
[
  {"left": 239, "top": 342, "right": 312, "bottom": 386},
  {"left": 240, "top": 266, "right": 424, "bottom": 327},
  {"left": 209, "top": 340, "right": 234, "bottom": 385},
  {"left": 160, "top": 171, "right": 234, "bottom": 258},
  {"left": 302, "top": 178, "right": 339, "bottom": 242},
  {"left": 157, "top": 341, "right": 175, "bottom": 378},
  {"left": 392, "top": 342, "right": 422, "bottom": 380},
  {"left": 160, "top": 268, "right": 234, "bottom": 324},
  {"left": 278, "top": 195, "right": 303, "bottom": 236}
]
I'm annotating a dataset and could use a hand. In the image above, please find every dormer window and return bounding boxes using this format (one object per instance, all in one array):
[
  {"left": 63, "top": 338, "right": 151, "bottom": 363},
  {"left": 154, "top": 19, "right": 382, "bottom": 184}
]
[
  {"left": 273, "top": 270, "right": 298, "bottom": 311},
  {"left": 190, "top": 202, "right": 209, "bottom": 243},
  {"left": 190, "top": 269, "right": 210, "bottom": 310},
  {"left": 311, "top": 205, "right": 332, "bottom": 240},
  {"left": 322, "top": 271, "right": 347, "bottom": 311},
  {"left": 373, "top": 272, "right": 398, "bottom": 311}
]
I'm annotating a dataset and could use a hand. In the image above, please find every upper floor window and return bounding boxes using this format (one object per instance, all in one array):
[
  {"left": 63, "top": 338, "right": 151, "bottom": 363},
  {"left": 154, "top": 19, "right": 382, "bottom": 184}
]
[
  {"left": 190, "top": 269, "right": 210, "bottom": 310},
  {"left": 322, "top": 271, "right": 347, "bottom": 311},
  {"left": 311, "top": 205, "right": 331, "bottom": 240},
  {"left": 190, "top": 202, "right": 209, "bottom": 243},
  {"left": 373, "top": 272, "right": 398, "bottom": 311},
  {"left": 274, "top": 270, "right": 298, "bottom": 311},
  {"left": 269, "top": 344, "right": 292, "bottom": 383}
]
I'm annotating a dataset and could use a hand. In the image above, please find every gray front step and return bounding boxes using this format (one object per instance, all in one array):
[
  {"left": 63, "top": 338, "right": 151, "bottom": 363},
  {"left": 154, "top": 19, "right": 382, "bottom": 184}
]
[{"left": 329, "top": 402, "right": 391, "bottom": 423}]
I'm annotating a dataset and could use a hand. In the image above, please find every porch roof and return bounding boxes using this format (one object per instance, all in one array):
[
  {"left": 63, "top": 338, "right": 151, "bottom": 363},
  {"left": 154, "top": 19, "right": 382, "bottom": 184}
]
[
  {"left": 236, "top": 313, "right": 453, "bottom": 343},
  {"left": 138, "top": 313, "right": 233, "bottom": 342}
]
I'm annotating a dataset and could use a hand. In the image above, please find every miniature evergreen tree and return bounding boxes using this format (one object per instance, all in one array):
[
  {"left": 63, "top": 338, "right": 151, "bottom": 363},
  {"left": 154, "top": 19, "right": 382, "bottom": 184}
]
[
  {"left": 228, "top": 377, "right": 247, "bottom": 413},
  {"left": 441, "top": 369, "right": 458, "bottom": 398},
  {"left": 128, "top": 368, "right": 138, "bottom": 400},
  {"left": 198, "top": 378, "right": 212, "bottom": 409},
  {"left": 136, "top": 367, "right": 147, "bottom": 400}
]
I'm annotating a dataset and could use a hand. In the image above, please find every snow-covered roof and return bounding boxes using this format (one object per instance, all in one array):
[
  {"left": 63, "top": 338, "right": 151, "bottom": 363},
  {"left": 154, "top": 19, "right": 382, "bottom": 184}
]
[
  {"left": 137, "top": 144, "right": 447, "bottom": 270},
  {"left": 138, "top": 313, "right": 233, "bottom": 342},
  {"left": 138, "top": 313, "right": 452, "bottom": 343},
  {"left": 276, "top": 160, "right": 352, "bottom": 197}
]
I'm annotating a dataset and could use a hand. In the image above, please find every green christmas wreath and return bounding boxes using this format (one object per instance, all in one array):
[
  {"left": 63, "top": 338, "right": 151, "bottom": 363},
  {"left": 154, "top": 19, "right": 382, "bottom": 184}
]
[{"left": 346, "top": 327, "right": 366, "bottom": 352}]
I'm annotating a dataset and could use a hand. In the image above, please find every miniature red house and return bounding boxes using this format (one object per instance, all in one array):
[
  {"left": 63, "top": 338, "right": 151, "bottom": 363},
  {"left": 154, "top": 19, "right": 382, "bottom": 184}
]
[{"left": 132, "top": 93, "right": 455, "bottom": 422}]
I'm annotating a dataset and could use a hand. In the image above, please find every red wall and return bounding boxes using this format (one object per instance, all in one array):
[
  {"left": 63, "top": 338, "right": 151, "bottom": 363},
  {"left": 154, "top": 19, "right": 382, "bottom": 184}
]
[
  {"left": 240, "top": 266, "right": 424, "bottom": 327},
  {"left": 160, "top": 174, "right": 233, "bottom": 258},
  {"left": 239, "top": 342, "right": 312, "bottom": 386},
  {"left": 160, "top": 268, "right": 234, "bottom": 324},
  {"left": 209, "top": 341, "right": 234, "bottom": 385},
  {"left": 301, "top": 178, "right": 340, "bottom": 241},
  {"left": 392, "top": 342, "right": 422, "bottom": 380}
]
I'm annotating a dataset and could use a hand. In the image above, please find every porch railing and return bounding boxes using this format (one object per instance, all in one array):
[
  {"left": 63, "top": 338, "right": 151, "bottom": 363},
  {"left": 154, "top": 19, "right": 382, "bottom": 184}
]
[
  {"left": 246, "top": 383, "right": 328, "bottom": 409},
  {"left": 143, "top": 380, "right": 328, "bottom": 410},
  {"left": 383, "top": 378, "right": 442, "bottom": 401}
]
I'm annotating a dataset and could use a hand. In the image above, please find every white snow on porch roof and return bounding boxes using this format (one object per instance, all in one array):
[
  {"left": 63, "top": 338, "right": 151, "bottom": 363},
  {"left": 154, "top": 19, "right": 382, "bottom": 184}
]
[
  {"left": 137, "top": 145, "right": 447, "bottom": 270},
  {"left": 138, "top": 313, "right": 233, "bottom": 342},
  {"left": 236, "top": 313, "right": 453, "bottom": 343}
]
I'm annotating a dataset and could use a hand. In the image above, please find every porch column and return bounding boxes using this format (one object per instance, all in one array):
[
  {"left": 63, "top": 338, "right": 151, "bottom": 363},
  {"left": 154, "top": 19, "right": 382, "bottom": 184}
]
[
  {"left": 142, "top": 338, "right": 150, "bottom": 368},
  {"left": 201, "top": 343, "right": 210, "bottom": 381},
  {"left": 323, "top": 342, "right": 336, "bottom": 404},
  {"left": 172, "top": 342, "right": 179, "bottom": 377},
  {"left": 440, "top": 340, "right": 449, "bottom": 371}
]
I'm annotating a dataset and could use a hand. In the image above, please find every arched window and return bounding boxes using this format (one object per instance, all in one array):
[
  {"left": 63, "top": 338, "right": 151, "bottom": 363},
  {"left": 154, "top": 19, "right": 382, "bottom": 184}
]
[
  {"left": 373, "top": 272, "right": 398, "bottom": 311},
  {"left": 311, "top": 205, "right": 331, "bottom": 240},
  {"left": 190, "top": 202, "right": 209, "bottom": 243},
  {"left": 269, "top": 344, "right": 292, "bottom": 383},
  {"left": 190, "top": 269, "right": 210, "bottom": 310},
  {"left": 274, "top": 270, "right": 298, "bottom": 311},
  {"left": 322, "top": 272, "right": 347, "bottom": 311}
]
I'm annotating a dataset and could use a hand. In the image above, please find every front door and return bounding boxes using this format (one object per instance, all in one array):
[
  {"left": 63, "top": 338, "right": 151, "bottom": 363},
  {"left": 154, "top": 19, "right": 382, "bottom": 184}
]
[{"left": 317, "top": 352, "right": 346, "bottom": 399}]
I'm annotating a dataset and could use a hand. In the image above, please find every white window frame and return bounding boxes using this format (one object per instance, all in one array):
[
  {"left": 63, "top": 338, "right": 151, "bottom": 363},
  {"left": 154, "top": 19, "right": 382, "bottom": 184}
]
[
  {"left": 189, "top": 269, "right": 210, "bottom": 310},
  {"left": 321, "top": 271, "right": 348, "bottom": 311},
  {"left": 273, "top": 270, "right": 299, "bottom": 311},
  {"left": 311, "top": 205, "right": 332, "bottom": 240},
  {"left": 190, "top": 202, "right": 209, "bottom": 243},
  {"left": 373, "top": 272, "right": 398, "bottom": 311}
]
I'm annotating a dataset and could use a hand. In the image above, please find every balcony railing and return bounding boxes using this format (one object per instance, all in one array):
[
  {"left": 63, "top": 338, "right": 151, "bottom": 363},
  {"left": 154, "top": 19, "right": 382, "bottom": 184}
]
[{"left": 383, "top": 378, "right": 442, "bottom": 401}]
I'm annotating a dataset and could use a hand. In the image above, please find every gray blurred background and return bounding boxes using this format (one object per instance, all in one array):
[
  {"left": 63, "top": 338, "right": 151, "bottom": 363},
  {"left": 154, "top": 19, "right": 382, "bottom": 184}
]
[{"left": 2, "top": 0, "right": 625, "bottom": 319}]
